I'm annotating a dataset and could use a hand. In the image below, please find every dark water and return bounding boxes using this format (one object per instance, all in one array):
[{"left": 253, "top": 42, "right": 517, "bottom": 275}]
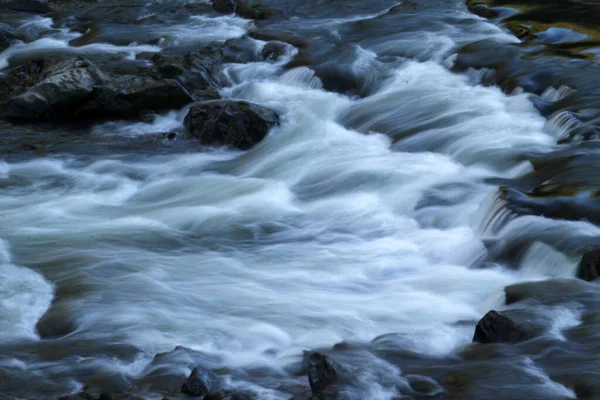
[{"left": 0, "top": 0, "right": 599, "bottom": 399}]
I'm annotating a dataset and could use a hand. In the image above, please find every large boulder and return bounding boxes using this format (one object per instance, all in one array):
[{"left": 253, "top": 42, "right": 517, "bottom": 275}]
[
  {"left": 577, "top": 248, "right": 600, "bottom": 281},
  {"left": 181, "top": 368, "right": 220, "bottom": 397},
  {"left": 184, "top": 100, "right": 279, "bottom": 150},
  {"left": 5, "top": 58, "right": 101, "bottom": 120},
  {"left": 5, "top": 57, "right": 194, "bottom": 121},
  {"left": 473, "top": 310, "right": 525, "bottom": 344}
]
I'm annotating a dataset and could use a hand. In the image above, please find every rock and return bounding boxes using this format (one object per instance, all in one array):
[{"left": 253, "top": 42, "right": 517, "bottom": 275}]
[
  {"left": 212, "top": 0, "right": 237, "bottom": 14},
  {"left": 98, "top": 392, "right": 112, "bottom": 400},
  {"left": 5, "top": 57, "right": 101, "bottom": 120},
  {"left": 184, "top": 101, "right": 279, "bottom": 150},
  {"left": 261, "top": 42, "right": 287, "bottom": 61},
  {"left": 35, "top": 300, "right": 77, "bottom": 339},
  {"left": 473, "top": 310, "right": 525, "bottom": 344},
  {"left": 307, "top": 353, "right": 339, "bottom": 397},
  {"left": 5, "top": 57, "right": 195, "bottom": 121},
  {"left": 577, "top": 249, "right": 600, "bottom": 281},
  {"left": 212, "top": 0, "right": 273, "bottom": 20},
  {"left": 4, "top": 0, "right": 53, "bottom": 14},
  {"left": 466, "top": 0, "right": 499, "bottom": 19},
  {"left": 58, "top": 392, "right": 94, "bottom": 400},
  {"left": 181, "top": 368, "right": 219, "bottom": 397},
  {"left": 0, "top": 23, "right": 15, "bottom": 52}
]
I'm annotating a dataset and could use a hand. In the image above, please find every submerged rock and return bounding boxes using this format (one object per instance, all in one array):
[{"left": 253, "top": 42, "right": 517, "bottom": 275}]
[
  {"left": 577, "top": 249, "right": 600, "bottom": 281},
  {"left": 184, "top": 101, "right": 279, "bottom": 150},
  {"left": 181, "top": 368, "right": 220, "bottom": 397},
  {"left": 473, "top": 310, "right": 525, "bottom": 344},
  {"left": 307, "top": 353, "right": 339, "bottom": 397}
]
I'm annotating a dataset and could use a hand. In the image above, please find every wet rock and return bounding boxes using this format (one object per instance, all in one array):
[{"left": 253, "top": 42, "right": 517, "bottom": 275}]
[
  {"left": 4, "top": 0, "right": 53, "bottom": 14},
  {"left": 212, "top": 0, "right": 237, "bottom": 14},
  {"left": 0, "top": 23, "right": 15, "bottom": 52},
  {"left": 184, "top": 101, "right": 279, "bottom": 150},
  {"left": 466, "top": 0, "right": 499, "bottom": 19},
  {"left": 307, "top": 353, "right": 339, "bottom": 397},
  {"left": 5, "top": 57, "right": 194, "bottom": 121},
  {"left": 261, "top": 42, "right": 287, "bottom": 61},
  {"left": 58, "top": 392, "right": 95, "bottom": 400},
  {"left": 181, "top": 368, "right": 220, "bottom": 397},
  {"left": 35, "top": 300, "right": 77, "bottom": 339},
  {"left": 212, "top": 0, "right": 273, "bottom": 20},
  {"left": 473, "top": 310, "right": 525, "bottom": 344},
  {"left": 5, "top": 57, "right": 102, "bottom": 120},
  {"left": 204, "top": 391, "right": 256, "bottom": 400},
  {"left": 577, "top": 248, "right": 600, "bottom": 281}
]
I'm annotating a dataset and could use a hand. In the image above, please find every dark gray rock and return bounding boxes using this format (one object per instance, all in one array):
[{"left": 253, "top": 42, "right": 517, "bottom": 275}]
[
  {"left": 184, "top": 100, "right": 279, "bottom": 150},
  {"left": 307, "top": 353, "right": 339, "bottom": 397},
  {"left": 577, "top": 248, "right": 600, "bottom": 281},
  {"left": 473, "top": 310, "right": 525, "bottom": 344},
  {"left": 5, "top": 57, "right": 194, "bottom": 121},
  {"left": 5, "top": 57, "right": 101, "bottom": 120},
  {"left": 181, "top": 368, "right": 220, "bottom": 397},
  {"left": 4, "top": 0, "right": 53, "bottom": 14},
  {"left": 212, "top": 0, "right": 238, "bottom": 14},
  {"left": 261, "top": 42, "right": 287, "bottom": 61},
  {"left": 0, "top": 23, "right": 15, "bottom": 52},
  {"left": 212, "top": 0, "right": 273, "bottom": 20},
  {"left": 35, "top": 300, "right": 77, "bottom": 339}
]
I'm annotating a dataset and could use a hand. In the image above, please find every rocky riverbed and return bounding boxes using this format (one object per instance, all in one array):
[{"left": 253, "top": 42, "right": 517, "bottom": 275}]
[{"left": 1, "top": 0, "right": 600, "bottom": 399}]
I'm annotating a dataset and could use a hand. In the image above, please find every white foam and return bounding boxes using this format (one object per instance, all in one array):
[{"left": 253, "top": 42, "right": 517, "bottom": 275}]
[{"left": 0, "top": 240, "right": 54, "bottom": 342}]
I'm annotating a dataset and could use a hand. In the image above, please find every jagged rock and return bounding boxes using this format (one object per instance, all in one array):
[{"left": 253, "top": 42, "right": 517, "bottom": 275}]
[
  {"left": 184, "top": 100, "right": 279, "bottom": 150},
  {"left": 5, "top": 57, "right": 194, "bottom": 121},
  {"left": 181, "top": 368, "right": 220, "bottom": 397},
  {"left": 473, "top": 310, "right": 525, "bottom": 344}
]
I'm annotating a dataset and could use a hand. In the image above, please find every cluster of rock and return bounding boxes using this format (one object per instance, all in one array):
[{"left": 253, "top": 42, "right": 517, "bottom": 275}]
[{"left": 0, "top": 0, "right": 282, "bottom": 150}]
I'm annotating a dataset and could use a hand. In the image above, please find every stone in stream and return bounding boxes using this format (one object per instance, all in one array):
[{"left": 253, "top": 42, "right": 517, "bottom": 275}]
[
  {"left": 211, "top": 0, "right": 274, "bottom": 20},
  {"left": 184, "top": 101, "right": 279, "bottom": 150},
  {"left": 4, "top": 0, "right": 53, "bottom": 14},
  {"left": 473, "top": 310, "right": 525, "bottom": 344},
  {"left": 307, "top": 353, "right": 340, "bottom": 398},
  {"left": 577, "top": 248, "right": 600, "bottom": 281},
  {"left": 181, "top": 368, "right": 220, "bottom": 397},
  {"left": 4, "top": 57, "right": 194, "bottom": 121}
]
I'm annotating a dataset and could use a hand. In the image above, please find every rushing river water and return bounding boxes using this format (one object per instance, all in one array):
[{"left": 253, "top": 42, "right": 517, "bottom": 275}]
[{"left": 1, "top": 1, "right": 599, "bottom": 399}]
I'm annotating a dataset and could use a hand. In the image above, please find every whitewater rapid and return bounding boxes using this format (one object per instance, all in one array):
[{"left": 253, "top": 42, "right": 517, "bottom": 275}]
[{"left": 0, "top": 2, "right": 583, "bottom": 399}]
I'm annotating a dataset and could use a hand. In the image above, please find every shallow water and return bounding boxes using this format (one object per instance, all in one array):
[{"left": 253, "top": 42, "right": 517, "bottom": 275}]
[{"left": 0, "top": 1, "right": 598, "bottom": 399}]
